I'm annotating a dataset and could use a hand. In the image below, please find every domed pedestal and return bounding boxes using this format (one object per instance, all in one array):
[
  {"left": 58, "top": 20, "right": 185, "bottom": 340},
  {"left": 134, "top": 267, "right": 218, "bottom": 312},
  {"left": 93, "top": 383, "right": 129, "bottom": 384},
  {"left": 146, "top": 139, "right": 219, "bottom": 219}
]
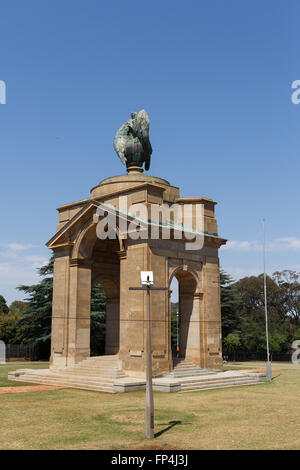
[{"left": 90, "top": 171, "right": 172, "bottom": 200}]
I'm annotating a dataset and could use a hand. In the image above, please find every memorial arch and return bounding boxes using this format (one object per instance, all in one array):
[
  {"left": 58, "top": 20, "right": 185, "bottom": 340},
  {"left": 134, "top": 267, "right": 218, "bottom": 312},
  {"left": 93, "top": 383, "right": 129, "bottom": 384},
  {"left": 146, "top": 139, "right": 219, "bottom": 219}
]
[
  {"left": 9, "top": 114, "right": 267, "bottom": 391},
  {"left": 47, "top": 172, "right": 226, "bottom": 374}
]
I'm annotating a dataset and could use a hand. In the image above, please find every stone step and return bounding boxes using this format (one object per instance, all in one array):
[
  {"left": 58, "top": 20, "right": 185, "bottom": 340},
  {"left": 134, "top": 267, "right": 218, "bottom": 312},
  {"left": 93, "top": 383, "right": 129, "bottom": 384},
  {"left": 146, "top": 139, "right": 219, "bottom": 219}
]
[
  {"left": 10, "top": 370, "right": 147, "bottom": 393},
  {"left": 179, "top": 373, "right": 263, "bottom": 385},
  {"left": 11, "top": 373, "right": 117, "bottom": 392},
  {"left": 13, "top": 372, "right": 116, "bottom": 385},
  {"left": 173, "top": 361, "right": 197, "bottom": 367},
  {"left": 18, "top": 374, "right": 264, "bottom": 393},
  {"left": 8, "top": 355, "right": 130, "bottom": 394},
  {"left": 79, "top": 360, "right": 121, "bottom": 366},
  {"left": 74, "top": 362, "right": 122, "bottom": 369},
  {"left": 180, "top": 375, "right": 264, "bottom": 386},
  {"left": 12, "top": 369, "right": 118, "bottom": 382},
  {"left": 71, "top": 365, "right": 123, "bottom": 371},
  {"left": 58, "top": 370, "right": 127, "bottom": 379},
  {"left": 16, "top": 378, "right": 115, "bottom": 393},
  {"left": 173, "top": 365, "right": 201, "bottom": 370},
  {"left": 75, "top": 364, "right": 122, "bottom": 370},
  {"left": 180, "top": 377, "right": 265, "bottom": 392},
  {"left": 169, "top": 369, "right": 216, "bottom": 378},
  {"left": 81, "top": 355, "right": 120, "bottom": 362}
]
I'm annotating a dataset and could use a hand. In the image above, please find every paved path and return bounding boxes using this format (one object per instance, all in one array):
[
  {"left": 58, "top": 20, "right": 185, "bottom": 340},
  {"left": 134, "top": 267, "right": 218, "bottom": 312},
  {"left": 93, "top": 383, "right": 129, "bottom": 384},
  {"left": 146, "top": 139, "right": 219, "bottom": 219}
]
[{"left": 0, "top": 385, "right": 64, "bottom": 394}]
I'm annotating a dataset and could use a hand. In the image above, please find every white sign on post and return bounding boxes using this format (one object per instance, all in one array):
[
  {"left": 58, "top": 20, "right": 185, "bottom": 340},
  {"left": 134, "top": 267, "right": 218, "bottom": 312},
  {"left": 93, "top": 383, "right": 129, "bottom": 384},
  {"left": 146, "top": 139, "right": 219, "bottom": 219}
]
[{"left": 141, "top": 271, "right": 154, "bottom": 286}]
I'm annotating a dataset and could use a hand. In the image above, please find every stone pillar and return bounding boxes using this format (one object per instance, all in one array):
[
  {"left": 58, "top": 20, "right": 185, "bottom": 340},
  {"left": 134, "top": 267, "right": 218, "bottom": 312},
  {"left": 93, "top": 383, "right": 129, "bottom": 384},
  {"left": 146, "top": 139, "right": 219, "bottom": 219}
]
[
  {"left": 67, "top": 259, "right": 92, "bottom": 367},
  {"left": 119, "top": 242, "right": 170, "bottom": 376},
  {"left": 149, "top": 249, "right": 170, "bottom": 374},
  {"left": 119, "top": 244, "right": 146, "bottom": 373},
  {"left": 203, "top": 257, "right": 222, "bottom": 368},
  {"left": 184, "top": 293, "right": 202, "bottom": 366},
  {"left": 50, "top": 251, "right": 71, "bottom": 369}
]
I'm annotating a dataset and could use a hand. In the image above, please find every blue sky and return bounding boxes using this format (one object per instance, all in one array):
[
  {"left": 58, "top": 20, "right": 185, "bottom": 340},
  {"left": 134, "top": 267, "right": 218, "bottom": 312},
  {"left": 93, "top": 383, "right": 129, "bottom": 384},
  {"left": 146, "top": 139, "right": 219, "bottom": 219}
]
[{"left": 0, "top": 0, "right": 299, "bottom": 304}]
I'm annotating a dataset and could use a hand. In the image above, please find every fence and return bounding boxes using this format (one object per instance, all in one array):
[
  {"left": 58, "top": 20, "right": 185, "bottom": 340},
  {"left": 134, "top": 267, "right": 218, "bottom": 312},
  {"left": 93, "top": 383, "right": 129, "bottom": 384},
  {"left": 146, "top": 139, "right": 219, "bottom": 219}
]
[
  {"left": 6, "top": 343, "right": 40, "bottom": 361},
  {"left": 223, "top": 350, "right": 292, "bottom": 362}
]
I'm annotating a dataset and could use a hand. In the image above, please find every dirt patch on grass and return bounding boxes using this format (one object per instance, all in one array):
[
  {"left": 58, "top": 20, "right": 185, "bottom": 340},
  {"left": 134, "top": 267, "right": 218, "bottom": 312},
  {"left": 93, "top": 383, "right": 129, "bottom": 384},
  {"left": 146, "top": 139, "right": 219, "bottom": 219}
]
[
  {"left": 133, "top": 445, "right": 182, "bottom": 450},
  {"left": 0, "top": 385, "right": 64, "bottom": 394},
  {"left": 240, "top": 368, "right": 280, "bottom": 373}
]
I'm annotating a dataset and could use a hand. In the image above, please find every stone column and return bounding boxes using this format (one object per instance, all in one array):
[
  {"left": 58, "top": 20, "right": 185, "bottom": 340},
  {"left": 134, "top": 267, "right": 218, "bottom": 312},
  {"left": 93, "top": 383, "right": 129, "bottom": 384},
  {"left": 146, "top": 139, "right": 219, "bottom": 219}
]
[
  {"left": 203, "top": 257, "right": 223, "bottom": 369},
  {"left": 67, "top": 258, "right": 92, "bottom": 366},
  {"left": 50, "top": 251, "right": 71, "bottom": 370},
  {"left": 184, "top": 292, "right": 203, "bottom": 366},
  {"left": 118, "top": 244, "right": 146, "bottom": 373},
  {"left": 118, "top": 242, "right": 170, "bottom": 375}
]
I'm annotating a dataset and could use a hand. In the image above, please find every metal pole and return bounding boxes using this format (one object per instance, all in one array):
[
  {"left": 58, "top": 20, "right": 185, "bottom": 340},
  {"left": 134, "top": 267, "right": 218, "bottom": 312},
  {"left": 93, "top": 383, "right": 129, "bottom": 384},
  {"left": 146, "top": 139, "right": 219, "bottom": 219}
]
[
  {"left": 263, "top": 219, "right": 272, "bottom": 381},
  {"left": 176, "top": 311, "right": 179, "bottom": 358},
  {"left": 129, "top": 280, "right": 167, "bottom": 439},
  {"left": 145, "top": 285, "right": 154, "bottom": 439}
]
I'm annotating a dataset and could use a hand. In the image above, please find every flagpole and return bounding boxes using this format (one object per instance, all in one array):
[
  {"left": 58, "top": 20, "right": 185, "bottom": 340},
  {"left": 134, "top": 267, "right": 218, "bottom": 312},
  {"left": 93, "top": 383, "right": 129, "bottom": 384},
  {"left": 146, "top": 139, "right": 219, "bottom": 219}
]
[{"left": 262, "top": 219, "right": 272, "bottom": 381}]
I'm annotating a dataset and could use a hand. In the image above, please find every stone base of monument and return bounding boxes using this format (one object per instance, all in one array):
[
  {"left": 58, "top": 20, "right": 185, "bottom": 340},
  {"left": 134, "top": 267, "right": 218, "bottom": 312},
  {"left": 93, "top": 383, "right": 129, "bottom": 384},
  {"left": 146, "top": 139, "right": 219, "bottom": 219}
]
[
  {"left": 8, "top": 356, "right": 266, "bottom": 393},
  {"left": 8, "top": 356, "right": 143, "bottom": 393},
  {"left": 153, "top": 371, "right": 266, "bottom": 392}
]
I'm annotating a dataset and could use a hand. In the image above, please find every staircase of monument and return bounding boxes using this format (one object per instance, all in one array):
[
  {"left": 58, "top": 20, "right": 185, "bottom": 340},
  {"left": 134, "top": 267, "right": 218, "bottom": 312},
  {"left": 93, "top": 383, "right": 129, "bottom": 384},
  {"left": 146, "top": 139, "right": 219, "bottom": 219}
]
[
  {"left": 8, "top": 356, "right": 129, "bottom": 393},
  {"left": 170, "top": 358, "right": 216, "bottom": 378},
  {"left": 152, "top": 358, "right": 267, "bottom": 392},
  {"left": 9, "top": 356, "right": 267, "bottom": 393}
]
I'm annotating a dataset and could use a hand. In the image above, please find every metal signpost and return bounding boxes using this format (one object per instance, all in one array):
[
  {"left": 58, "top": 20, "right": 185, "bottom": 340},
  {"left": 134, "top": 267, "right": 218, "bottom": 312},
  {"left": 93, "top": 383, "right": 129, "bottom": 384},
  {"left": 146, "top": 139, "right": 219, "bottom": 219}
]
[
  {"left": 176, "top": 311, "right": 179, "bottom": 358},
  {"left": 262, "top": 219, "right": 272, "bottom": 381},
  {"left": 129, "top": 271, "right": 168, "bottom": 439}
]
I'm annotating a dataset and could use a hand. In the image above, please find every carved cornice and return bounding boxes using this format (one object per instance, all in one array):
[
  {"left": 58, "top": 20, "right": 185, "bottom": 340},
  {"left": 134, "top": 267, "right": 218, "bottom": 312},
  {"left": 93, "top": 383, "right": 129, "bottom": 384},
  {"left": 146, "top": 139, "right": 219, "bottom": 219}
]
[
  {"left": 70, "top": 258, "right": 93, "bottom": 268},
  {"left": 117, "top": 250, "right": 127, "bottom": 260},
  {"left": 193, "top": 292, "right": 204, "bottom": 299}
]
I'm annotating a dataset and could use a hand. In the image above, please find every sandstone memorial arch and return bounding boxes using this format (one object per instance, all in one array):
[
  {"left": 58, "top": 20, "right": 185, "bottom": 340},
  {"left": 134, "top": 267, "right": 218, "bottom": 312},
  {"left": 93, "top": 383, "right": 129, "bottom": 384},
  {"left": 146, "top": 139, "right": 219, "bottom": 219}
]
[
  {"left": 10, "top": 111, "right": 266, "bottom": 391},
  {"left": 47, "top": 170, "right": 226, "bottom": 375},
  {"left": 11, "top": 111, "right": 269, "bottom": 392}
]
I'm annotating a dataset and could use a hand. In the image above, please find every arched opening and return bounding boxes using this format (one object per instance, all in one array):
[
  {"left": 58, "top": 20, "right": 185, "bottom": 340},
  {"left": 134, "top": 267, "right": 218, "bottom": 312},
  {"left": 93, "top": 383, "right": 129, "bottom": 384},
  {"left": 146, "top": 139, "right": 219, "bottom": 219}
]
[
  {"left": 90, "top": 237, "right": 120, "bottom": 356},
  {"left": 169, "top": 267, "right": 199, "bottom": 363},
  {"left": 90, "top": 282, "right": 106, "bottom": 356}
]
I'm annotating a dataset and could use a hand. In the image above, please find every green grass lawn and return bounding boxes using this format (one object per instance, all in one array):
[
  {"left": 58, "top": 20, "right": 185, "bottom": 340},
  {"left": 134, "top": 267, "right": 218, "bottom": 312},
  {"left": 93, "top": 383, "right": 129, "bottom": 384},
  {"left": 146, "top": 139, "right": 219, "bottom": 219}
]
[
  {"left": 1, "top": 361, "right": 300, "bottom": 450},
  {"left": 0, "top": 362, "right": 49, "bottom": 387}
]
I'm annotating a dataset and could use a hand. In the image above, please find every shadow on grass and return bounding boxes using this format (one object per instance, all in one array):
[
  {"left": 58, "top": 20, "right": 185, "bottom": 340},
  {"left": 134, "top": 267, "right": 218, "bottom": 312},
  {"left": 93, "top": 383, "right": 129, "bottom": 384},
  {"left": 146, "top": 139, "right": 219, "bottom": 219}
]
[
  {"left": 154, "top": 420, "right": 182, "bottom": 438},
  {"left": 271, "top": 374, "right": 281, "bottom": 381}
]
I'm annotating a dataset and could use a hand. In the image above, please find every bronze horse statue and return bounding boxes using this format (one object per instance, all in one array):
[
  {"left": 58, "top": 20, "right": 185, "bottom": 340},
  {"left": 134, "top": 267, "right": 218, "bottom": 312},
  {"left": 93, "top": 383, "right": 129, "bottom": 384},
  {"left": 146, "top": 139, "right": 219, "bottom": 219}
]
[{"left": 113, "top": 109, "right": 152, "bottom": 172}]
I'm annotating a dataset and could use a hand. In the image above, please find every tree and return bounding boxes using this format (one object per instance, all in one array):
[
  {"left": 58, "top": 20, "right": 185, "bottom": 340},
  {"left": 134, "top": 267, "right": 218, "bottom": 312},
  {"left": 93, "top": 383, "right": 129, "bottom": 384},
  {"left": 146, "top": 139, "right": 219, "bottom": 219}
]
[
  {"left": 220, "top": 270, "right": 241, "bottom": 339},
  {"left": 294, "top": 329, "right": 300, "bottom": 340},
  {"left": 268, "top": 330, "right": 288, "bottom": 356},
  {"left": 0, "top": 313, "right": 21, "bottom": 344},
  {"left": 273, "top": 270, "right": 300, "bottom": 327},
  {"left": 16, "top": 257, "right": 54, "bottom": 356},
  {"left": 9, "top": 300, "right": 28, "bottom": 315},
  {"left": 233, "top": 274, "right": 293, "bottom": 353},
  {"left": 90, "top": 282, "right": 106, "bottom": 356},
  {"left": 16, "top": 256, "right": 107, "bottom": 359},
  {"left": 170, "top": 302, "right": 179, "bottom": 355},
  {"left": 0, "top": 295, "right": 9, "bottom": 315},
  {"left": 235, "top": 274, "right": 285, "bottom": 323},
  {"left": 223, "top": 333, "right": 241, "bottom": 361}
]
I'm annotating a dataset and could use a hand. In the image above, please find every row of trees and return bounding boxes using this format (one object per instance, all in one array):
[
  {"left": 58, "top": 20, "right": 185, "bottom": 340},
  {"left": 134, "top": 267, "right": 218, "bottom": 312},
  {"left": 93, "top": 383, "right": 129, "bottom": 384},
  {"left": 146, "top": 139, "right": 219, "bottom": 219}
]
[
  {"left": 1, "top": 256, "right": 300, "bottom": 359},
  {"left": 221, "top": 270, "right": 300, "bottom": 356},
  {"left": 0, "top": 256, "right": 107, "bottom": 358}
]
